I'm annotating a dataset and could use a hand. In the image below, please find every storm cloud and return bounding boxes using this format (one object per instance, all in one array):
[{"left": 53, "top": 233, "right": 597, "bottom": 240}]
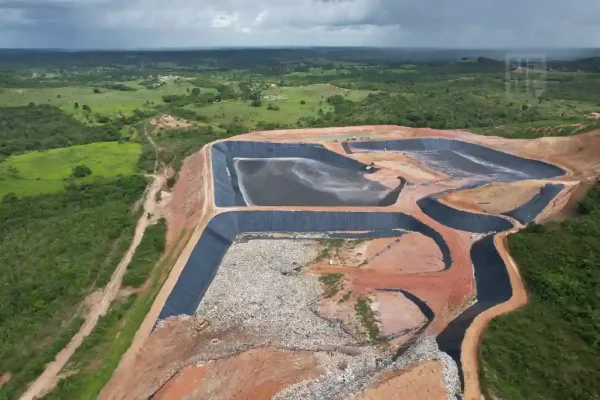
[{"left": 0, "top": 0, "right": 598, "bottom": 48}]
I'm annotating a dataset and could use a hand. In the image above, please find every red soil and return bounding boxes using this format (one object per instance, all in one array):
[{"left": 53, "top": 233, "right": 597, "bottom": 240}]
[
  {"left": 101, "top": 126, "right": 600, "bottom": 400},
  {"left": 154, "top": 348, "right": 322, "bottom": 400},
  {"left": 351, "top": 361, "right": 447, "bottom": 400}
]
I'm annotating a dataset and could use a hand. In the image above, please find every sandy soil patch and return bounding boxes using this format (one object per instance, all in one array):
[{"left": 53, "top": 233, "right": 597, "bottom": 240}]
[
  {"left": 163, "top": 146, "right": 212, "bottom": 246},
  {"left": 371, "top": 291, "right": 428, "bottom": 340},
  {"left": 351, "top": 361, "right": 447, "bottom": 400},
  {"left": 0, "top": 373, "right": 12, "bottom": 390},
  {"left": 151, "top": 114, "right": 194, "bottom": 129},
  {"left": 154, "top": 348, "right": 322, "bottom": 400},
  {"left": 440, "top": 181, "right": 544, "bottom": 215},
  {"left": 327, "top": 234, "right": 445, "bottom": 274}
]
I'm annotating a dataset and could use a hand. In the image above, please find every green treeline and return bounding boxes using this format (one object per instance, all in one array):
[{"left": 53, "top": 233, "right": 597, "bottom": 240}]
[
  {"left": 44, "top": 221, "right": 177, "bottom": 400},
  {"left": 298, "top": 90, "right": 597, "bottom": 132},
  {"left": 0, "top": 176, "right": 147, "bottom": 399},
  {"left": 138, "top": 124, "right": 246, "bottom": 173},
  {"left": 122, "top": 220, "right": 167, "bottom": 288},
  {"left": 0, "top": 105, "right": 121, "bottom": 157},
  {"left": 480, "top": 183, "right": 600, "bottom": 400}
]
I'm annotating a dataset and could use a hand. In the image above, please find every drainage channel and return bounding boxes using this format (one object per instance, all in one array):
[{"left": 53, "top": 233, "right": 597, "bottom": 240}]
[{"left": 157, "top": 210, "right": 451, "bottom": 322}]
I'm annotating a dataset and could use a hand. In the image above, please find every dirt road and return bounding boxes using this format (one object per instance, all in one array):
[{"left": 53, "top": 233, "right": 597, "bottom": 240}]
[
  {"left": 20, "top": 173, "right": 165, "bottom": 400},
  {"left": 143, "top": 123, "right": 159, "bottom": 173},
  {"left": 20, "top": 124, "right": 165, "bottom": 400}
]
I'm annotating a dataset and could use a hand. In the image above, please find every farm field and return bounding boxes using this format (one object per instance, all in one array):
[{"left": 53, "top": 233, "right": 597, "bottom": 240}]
[
  {"left": 0, "top": 82, "right": 197, "bottom": 120},
  {"left": 189, "top": 84, "right": 376, "bottom": 127},
  {"left": 0, "top": 142, "right": 141, "bottom": 198}
]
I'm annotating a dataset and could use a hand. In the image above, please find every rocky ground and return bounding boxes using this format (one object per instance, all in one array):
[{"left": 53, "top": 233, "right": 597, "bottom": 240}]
[
  {"left": 196, "top": 239, "right": 353, "bottom": 350},
  {"left": 151, "top": 238, "right": 461, "bottom": 399}
]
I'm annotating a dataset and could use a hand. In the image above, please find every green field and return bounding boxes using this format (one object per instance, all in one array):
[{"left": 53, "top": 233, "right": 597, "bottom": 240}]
[
  {"left": 0, "top": 82, "right": 196, "bottom": 120},
  {"left": 188, "top": 84, "right": 375, "bottom": 127},
  {"left": 0, "top": 142, "right": 141, "bottom": 198},
  {"left": 285, "top": 67, "right": 352, "bottom": 78}
]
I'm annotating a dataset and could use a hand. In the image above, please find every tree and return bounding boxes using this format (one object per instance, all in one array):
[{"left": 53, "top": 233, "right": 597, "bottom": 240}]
[
  {"left": 82, "top": 104, "right": 91, "bottom": 112},
  {"left": 250, "top": 99, "right": 262, "bottom": 108},
  {"left": 93, "top": 88, "right": 101, "bottom": 94},
  {"left": 95, "top": 114, "right": 110, "bottom": 123},
  {"left": 191, "top": 87, "right": 201, "bottom": 96},
  {"left": 2, "top": 193, "right": 17, "bottom": 204},
  {"left": 300, "top": 100, "right": 306, "bottom": 105},
  {"left": 72, "top": 165, "right": 92, "bottom": 178},
  {"left": 74, "top": 102, "right": 79, "bottom": 109}
]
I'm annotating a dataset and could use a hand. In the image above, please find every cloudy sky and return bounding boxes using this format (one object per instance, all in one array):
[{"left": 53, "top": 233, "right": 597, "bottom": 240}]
[{"left": 1, "top": 0, "right": 599, "bottom": 49}]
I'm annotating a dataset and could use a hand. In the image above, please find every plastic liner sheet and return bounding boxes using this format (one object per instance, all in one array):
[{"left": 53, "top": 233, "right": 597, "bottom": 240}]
[
  {"left": 156, "top": 210, "right": 451, "bottom": 322},
  {"left": 212, "top": 141, "right": 370, "bottom": 207},
  {"left": 377, "top": 288, "right": 435, "bottom": 321},
  {"left": 236, "top": 230, "right": 408, "bottom": 242},
  {"left": 418, "top": 197, "right": 514, "bottom": 233},
  {"left": 347, "top": 138, "right": 566, "bottom": 180},
  {"left": 234, "top": 158, "right": 399, "bottom": 207},
  {"left": 436, "top": 234, "right": 513, "bottom": 388},
  {"left": 503, "top": 183, "right": 565, "bottom": 224},
  {"left": 341, "top": 141, "right": 352, "bottom": 154}
]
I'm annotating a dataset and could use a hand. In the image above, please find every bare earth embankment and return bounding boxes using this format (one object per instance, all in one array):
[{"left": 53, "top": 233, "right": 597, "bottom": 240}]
[{"left": 100, "top": 126, "right": 600, "bottom": 400}]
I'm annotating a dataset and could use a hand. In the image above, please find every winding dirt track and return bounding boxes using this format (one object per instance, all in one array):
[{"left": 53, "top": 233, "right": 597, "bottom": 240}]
[
  {"left": 19, "top": 125, "right": 165, "bottom": 400},
  {"left": 19, "top": 174, "right": 165, "bottom": 400},
  {"left": 100, "top": 126, "right": 600, "bottom": 400}
]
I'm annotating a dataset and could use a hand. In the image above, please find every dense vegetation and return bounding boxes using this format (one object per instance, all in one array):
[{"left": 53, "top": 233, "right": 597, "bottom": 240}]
[
  {"left": 0, "top": 176, "right": 146, "bottom": 399},
  {"left": 0, "top": 142, "right": 141, "bottom": 198},
  {"left": 0, "top": 105, "right": 122, "bottom": 157},
  {"left": 480, "top": 183, "right": 600, "bottom": 400},
  {"left": 138, "top": 123, "right": 246, "bottom": 173},
  {"left": 0, "top": 49, "right": 599, "bottom": 400},
  {"left": 44, "top": 226, "right": 186, "bottom": 400},
  {"left": 122, "top": 220, "right": 167, "bottom": 288}
]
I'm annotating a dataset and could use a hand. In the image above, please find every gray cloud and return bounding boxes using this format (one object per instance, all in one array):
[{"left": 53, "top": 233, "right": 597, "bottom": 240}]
[{"left": 0, "top": 0, "right": 598, "bottom": 48}]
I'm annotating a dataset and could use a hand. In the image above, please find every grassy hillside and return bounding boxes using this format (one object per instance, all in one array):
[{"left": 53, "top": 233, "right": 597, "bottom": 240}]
[
  {"left": 187, "top": 83, "right": 375, "bottom": 128},
  {"left": 0, "top": 105, "right": 121, "bottom": 157},
  {"left": 480, "top": 183, "right": 600, "bottom": 400},
  {"left": 0, "top": 176, "right": 147, "bottom": 399},
  {"left": 0, "top": 82, "right": 196, "bottom": 120},
  {"left": 0, "top": 142, "right": 141, "bottom": 198}
]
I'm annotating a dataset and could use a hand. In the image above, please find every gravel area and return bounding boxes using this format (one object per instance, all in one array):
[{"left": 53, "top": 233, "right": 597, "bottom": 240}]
[
  {"left": 196, "top": 238, "right": 356, "bottom": 350},
  {"left": 439, "top": 350, "right": 461, "bottom": 399},
  {"left": 193, "top": 238, "right": 461, "bottom": 399},
  {"left": 274, "top": 337, "right": 445, "bottom": 400}
]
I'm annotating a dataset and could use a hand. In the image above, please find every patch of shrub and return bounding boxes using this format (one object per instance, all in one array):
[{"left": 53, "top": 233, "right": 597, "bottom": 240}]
[{"left": 72, "top": 165, "right": 92, "bottom": 178}]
